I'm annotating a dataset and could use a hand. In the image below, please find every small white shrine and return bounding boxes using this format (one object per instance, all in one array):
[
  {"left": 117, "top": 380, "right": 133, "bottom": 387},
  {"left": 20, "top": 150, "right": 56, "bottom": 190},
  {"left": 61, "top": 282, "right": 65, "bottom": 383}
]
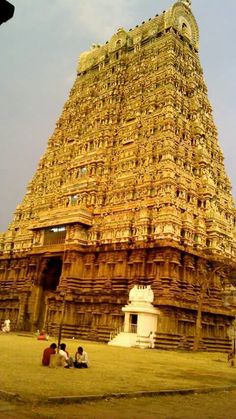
[{"left": 108, "top": 285, "right": 160, "bottom": 348}]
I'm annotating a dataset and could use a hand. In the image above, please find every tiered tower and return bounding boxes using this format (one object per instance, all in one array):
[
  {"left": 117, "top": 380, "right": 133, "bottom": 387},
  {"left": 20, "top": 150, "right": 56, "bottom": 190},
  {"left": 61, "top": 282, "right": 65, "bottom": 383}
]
[{"left": 0, "top": 0, "right": 236, "bottom": 350}]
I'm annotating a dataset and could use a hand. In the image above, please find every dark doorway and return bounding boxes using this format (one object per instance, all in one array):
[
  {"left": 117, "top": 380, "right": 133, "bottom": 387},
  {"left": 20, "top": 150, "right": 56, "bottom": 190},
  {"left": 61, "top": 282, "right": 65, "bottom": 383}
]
[
  {"left": 37, "top": 257, "right": 62, "bottom": 330},
  {"left": 40, "top": 257, "right": 62, "bottom": 291},
  {"left": 130, "top": 314, "right": 138, "bottom": 333}
]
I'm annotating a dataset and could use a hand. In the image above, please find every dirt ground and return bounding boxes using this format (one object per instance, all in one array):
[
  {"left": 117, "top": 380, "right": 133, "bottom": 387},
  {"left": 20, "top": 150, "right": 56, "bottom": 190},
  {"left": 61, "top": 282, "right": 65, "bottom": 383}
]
[
  {"left": 1, "top": 334, "right": 236, "bottom": 401},
  {"left": 0, "top": 390, "right": 236, "bottom": 419},
  {"left": 1, "top": 335, "right": 236, "bottom": 418}
]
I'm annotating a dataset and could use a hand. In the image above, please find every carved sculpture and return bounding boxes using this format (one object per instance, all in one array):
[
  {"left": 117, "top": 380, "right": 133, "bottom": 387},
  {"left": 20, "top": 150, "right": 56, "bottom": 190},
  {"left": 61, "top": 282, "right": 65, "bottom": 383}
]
[{"left": 0, "top": 0, "right": 235, "bottom": 350}]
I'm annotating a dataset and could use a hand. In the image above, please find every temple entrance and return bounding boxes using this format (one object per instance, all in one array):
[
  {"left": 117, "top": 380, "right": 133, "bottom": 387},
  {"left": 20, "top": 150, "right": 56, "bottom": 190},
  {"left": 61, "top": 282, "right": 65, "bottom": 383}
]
[
  {"left": 129, "top": 314, "right": 138, "bottom": 333},
  {"left": 36, "top": 257, "right": 62, "bottom": 330},
  {"left": 40, "top": 257, "right": 62, "bottom": 291}
]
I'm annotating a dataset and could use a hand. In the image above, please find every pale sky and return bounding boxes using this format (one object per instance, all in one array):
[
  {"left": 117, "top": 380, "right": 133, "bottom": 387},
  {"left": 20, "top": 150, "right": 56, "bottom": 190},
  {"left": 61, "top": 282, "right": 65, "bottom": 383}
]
[{"left": 0, "top": 0, "right": 235, "bottom": 231}]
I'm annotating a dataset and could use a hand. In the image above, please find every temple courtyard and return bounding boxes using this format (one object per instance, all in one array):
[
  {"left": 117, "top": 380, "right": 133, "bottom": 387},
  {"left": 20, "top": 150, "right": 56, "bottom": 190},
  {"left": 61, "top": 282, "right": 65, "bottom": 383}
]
[{"left": 1, "top": 333, "right": 236, "bottom": 418}]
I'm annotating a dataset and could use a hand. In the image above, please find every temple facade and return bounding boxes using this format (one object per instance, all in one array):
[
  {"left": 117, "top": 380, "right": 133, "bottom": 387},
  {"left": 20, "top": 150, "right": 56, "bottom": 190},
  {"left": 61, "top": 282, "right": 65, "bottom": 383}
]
[{"left": 1, "top": 0, "right": 236, "bottom": 350}]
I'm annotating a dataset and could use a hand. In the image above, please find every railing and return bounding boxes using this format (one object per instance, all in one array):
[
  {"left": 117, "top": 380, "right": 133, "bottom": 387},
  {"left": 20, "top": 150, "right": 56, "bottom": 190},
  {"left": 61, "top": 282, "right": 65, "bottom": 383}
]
[
  {"left": 129, "top": 324, "right": 137, "bottom": 333},
  {"left": 43, "top": 230, "right": 66, "bottom": 245}
]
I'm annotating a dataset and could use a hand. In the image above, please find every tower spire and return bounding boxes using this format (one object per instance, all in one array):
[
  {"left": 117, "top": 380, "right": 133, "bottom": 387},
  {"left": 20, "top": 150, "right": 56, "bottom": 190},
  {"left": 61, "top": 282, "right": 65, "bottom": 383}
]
[{"left": 180, "top": 0, "right": 191, "bottom": 8}]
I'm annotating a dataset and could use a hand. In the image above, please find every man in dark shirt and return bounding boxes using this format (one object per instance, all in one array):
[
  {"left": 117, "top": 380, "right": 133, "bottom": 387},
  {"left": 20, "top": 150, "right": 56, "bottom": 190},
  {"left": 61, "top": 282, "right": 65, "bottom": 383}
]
[{"left": 42, "top": 343, "right": 57, "bottom": 366}]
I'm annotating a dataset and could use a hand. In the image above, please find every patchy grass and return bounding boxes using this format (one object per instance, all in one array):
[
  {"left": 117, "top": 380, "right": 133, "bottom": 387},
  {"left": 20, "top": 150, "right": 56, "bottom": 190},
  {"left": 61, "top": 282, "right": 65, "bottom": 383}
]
[
  {"left": 1, "top": 334, "right": 236, "bottom": 401},
  {"left": 8, "top": 390, "right": 236, "bottom": 419}
]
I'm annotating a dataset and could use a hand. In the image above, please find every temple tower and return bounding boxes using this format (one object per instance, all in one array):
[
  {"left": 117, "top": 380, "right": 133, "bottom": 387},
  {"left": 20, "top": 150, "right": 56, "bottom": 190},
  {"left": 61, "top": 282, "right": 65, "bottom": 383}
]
[{"left": 0, "top": 0, "right": 235, "bottom": 350}]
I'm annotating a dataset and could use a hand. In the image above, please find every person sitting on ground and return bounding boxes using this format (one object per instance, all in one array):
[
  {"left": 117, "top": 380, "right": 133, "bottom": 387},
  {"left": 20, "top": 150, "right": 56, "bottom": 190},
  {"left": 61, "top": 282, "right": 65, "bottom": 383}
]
[
  {"left": 59, "top": 343, "right": 73, "bottom": 368},
  {"left": 74, "top": 346, "right": 89, "bottom": 368},
  {"left": 2, "top": 318, "right": 10, "bottom": 333},
  {"left": 37, "top": 329, "right": 49, "bottom": 341},
  {"left": 228, "top": 351, "right": 235, "bottom": 367},
  {"left": 42, "top": 343, "right": 57, "bottom": 366}
]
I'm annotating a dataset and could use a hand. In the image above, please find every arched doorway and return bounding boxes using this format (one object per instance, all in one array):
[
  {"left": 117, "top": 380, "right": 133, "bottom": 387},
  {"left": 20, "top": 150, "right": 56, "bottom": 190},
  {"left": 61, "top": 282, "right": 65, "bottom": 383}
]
[{"left": 36, "top": 257, "right": 62, "bottom": 330}]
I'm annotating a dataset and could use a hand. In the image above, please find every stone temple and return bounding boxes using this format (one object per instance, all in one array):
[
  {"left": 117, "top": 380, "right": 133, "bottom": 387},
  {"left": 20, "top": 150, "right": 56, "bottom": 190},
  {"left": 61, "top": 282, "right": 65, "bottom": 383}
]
[{"left": 1, "top": 0, "right": 236, "bottom": 350}]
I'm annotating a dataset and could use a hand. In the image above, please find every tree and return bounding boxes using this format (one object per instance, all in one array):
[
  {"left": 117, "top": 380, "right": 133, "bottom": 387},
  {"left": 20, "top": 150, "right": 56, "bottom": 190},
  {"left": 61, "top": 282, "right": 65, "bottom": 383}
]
[{"left": 193, "top": 261, "right": 226, "bottom": 351}]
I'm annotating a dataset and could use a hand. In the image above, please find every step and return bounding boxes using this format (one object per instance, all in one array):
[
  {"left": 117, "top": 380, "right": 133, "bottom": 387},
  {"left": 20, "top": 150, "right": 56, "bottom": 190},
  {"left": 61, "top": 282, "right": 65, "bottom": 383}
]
[{"left": 108, "top": 332, "right": 138, "bottom": 347}]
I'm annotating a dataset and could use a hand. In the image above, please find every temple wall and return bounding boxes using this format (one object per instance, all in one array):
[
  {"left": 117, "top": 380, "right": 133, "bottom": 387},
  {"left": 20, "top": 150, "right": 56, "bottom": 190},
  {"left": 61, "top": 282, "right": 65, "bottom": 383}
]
[
  {"left": 0, "top": 245, "right": 232, "bottom": 348},
  {"left": 0, "top": 1, "right": 235, "bottom": 352}
]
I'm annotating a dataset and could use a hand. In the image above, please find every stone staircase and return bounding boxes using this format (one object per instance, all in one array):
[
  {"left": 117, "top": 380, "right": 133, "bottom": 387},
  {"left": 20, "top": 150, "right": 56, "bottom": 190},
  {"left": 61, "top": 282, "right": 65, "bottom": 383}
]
[
  {"left": 47, "top": 323, "right": 111, "bottom": 342},
  {"left": 135, "top": 335, "right": 151, "bottom": 349},
  {"left": 46, "top": 323, "right": 232, "bottom": 353},
  {"left": 108, "top": 332, "right": 138, "bottom": 347},
  {"left": 155, "top": 332, "right": 232, "bottom": 352},
  {"left": 202, "top": 337, "right": 232, "bottom": 353},
  {"left": 155, "top": 333, "right": 180, "bottom": 350}
]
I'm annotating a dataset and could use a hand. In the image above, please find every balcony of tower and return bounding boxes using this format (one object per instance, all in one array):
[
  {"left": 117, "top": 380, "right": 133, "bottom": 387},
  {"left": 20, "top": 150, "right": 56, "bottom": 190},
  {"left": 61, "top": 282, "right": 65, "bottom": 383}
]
[
  {"left": 29, "top": 200, "right": 93, "bottom": 234},
  {"left": 157, "top": 152, "right": 176, "bottom": 173},
  {"left": 64, "top": 160, "right": 105, "bottom": 191}
]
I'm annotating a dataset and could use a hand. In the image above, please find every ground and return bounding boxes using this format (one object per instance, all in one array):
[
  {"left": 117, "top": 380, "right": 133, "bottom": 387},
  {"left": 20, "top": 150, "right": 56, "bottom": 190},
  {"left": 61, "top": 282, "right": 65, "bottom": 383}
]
[
  {"left": 1, "top": 391, "right": 236, "bottom": 418},
  {"left": 1, "top": 333, "right": 236, "bottom": 418}
]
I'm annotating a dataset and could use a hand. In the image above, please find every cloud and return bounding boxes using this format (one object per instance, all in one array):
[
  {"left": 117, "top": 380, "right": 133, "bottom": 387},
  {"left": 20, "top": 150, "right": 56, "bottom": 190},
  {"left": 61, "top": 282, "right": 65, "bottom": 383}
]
[{"left": 57, "top": 0, "right": 137, "bottom": 44}]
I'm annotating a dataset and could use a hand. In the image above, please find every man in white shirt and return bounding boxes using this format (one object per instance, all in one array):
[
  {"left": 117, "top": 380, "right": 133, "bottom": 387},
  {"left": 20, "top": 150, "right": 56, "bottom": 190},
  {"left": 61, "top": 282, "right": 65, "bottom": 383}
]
[
  {"left": 74, "top": 346, "right": 89, "bottom": 368},
  {"left": 59, "top": 343, "right": 73, "bottom": 368}
]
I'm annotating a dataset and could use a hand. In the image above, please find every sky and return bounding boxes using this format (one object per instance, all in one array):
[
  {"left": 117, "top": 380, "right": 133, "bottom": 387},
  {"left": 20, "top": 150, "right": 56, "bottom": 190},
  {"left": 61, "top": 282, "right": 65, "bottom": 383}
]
[{"left": 0, "top": 0, "right": 235, "bottom": 231}]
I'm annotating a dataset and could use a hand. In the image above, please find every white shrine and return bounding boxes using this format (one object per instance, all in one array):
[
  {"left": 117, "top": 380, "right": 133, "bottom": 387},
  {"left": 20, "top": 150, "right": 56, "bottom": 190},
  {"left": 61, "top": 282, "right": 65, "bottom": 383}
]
[{"left": 108, "top": 285, "right": 160, "bottom": 348}]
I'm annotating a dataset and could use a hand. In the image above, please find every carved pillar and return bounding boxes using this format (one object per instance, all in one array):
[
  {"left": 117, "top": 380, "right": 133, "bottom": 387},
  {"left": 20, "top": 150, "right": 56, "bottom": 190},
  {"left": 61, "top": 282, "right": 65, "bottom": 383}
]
[
  {"left": 105, "top": 255, "right": 115, "bottom": 291},
  {"left": 17, "top": 293, "right": 29, "bottom": 330},
  {"left": 59, "top": 251, "right": 72, "bottom": 289},
  {"left": 152, "top": 251, "right": 165, "bottom": 296}
]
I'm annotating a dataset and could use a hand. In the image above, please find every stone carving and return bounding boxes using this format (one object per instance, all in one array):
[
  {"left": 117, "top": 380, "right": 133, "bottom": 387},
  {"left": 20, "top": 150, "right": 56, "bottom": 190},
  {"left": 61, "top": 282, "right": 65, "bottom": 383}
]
[
  {"left": 180, "top": 0, "right": 191, "bottom": 7},
  {"left": 129, "top": 285, "right": 154, "bottom": 304},
  {"left": 0, "top": 0, "right": 235, "bottom": 350}
]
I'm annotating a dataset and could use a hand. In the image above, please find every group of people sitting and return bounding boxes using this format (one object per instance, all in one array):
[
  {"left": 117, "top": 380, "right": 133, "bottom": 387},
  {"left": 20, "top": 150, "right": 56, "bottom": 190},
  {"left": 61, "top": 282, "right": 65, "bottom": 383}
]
[{"left": 42, "top": 342, "right": 89, "bottom": 368}]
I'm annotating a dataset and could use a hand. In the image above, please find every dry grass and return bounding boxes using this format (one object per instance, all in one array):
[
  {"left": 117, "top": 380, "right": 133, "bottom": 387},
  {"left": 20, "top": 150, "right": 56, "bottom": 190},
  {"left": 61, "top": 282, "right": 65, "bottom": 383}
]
[
  {"left": 1, "top": 333, "right": 236, "bottom": 401},
  {"left": 22, "top": 391, "right": 236, "bottom": 419}
]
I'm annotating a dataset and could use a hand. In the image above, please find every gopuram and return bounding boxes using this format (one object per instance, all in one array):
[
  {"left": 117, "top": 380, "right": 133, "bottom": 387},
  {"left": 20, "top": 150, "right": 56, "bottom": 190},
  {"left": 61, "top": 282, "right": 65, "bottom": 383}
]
[{"left": 1, "top": 0, "right": 236, "bottom": 351}]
